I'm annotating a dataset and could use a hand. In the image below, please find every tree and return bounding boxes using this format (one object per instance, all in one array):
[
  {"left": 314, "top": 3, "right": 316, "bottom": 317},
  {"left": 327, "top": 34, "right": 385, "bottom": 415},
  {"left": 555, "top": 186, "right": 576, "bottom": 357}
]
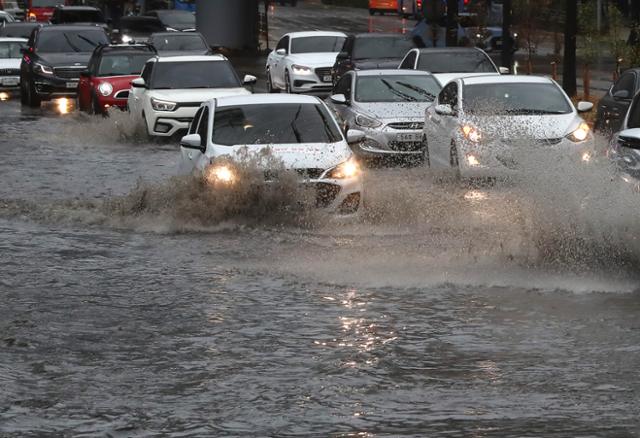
[
  {"left": 513, "top": 0, "right": 551, "bottom": 74},
  {"left": 563, "top": 0, "right": 577, "bottom": 97}
]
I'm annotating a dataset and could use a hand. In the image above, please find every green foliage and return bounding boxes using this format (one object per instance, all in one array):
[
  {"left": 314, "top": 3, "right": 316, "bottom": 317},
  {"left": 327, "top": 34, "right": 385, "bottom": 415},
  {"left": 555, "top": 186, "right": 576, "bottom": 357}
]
[{"left": 577, "top": 0, "right": 601, "bottom": 65}]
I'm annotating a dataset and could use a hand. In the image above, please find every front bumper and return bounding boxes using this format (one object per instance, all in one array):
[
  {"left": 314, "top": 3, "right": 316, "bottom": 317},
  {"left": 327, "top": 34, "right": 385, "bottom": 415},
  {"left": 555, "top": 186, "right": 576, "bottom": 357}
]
[
  {"left": 0, "top": 75, "right": 20, "bottom": 90},
  {"left": 353, "top": 121, "right": 425, "bottom": 158},
  {"left": 32, "top": 74, "right": 80, "bottom": 100},
  {"left": 146, "top": 105, "right": 199, "bottom": 137},
  {"left": 290, "top": 67, "right": 334, "bottom": 93}
]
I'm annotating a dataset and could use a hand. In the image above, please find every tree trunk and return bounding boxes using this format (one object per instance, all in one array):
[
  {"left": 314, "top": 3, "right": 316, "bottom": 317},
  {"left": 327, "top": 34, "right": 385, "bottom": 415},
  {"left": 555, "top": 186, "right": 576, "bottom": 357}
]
[
  {"left": 563, "top": 0, "right": 578, "bottom": 97},
  {"left": 501, "top": 0, "right": 513, "bottom": 71}
]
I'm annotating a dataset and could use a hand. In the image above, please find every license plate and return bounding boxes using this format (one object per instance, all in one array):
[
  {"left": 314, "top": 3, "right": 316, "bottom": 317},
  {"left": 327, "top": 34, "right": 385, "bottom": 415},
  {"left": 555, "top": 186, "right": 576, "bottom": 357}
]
[
  {"left": 396, "top": 132, "right": 420, "bottom": 142},
  {"left": 322, "top": 75, "right": 332, "bottom": 83},
  {"left": 1, "top": 77, "right": 19, "bottom": 86},
  {"left": 66, "top": 81, "right": 78, "bottom": 89}
]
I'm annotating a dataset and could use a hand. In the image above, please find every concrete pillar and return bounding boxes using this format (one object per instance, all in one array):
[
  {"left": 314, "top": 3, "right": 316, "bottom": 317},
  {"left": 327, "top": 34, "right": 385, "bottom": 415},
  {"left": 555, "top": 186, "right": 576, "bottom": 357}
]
[{"left": 196, "top": 0, "right": 260, "bottom": 51}]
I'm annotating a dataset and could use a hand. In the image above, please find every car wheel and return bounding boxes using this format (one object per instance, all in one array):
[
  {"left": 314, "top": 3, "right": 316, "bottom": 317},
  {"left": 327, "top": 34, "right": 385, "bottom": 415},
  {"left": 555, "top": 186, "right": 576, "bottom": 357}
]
[
  {"left": 285, "top": 71, "right": 292, "bottom": 94},
  {"left": 89, "top": 93, "right": 103, "bottom": 116},
  {"left": 20, "top": 79, "right": 28, "bottom": 105},
  {"left": 420, "top": 134, "right": 430, "bottom": 167},
  {"left": 450, "top": 141, "right": 461, "bottom": 179},
  {"left": 26, "top": 79, "right": 41, "bottom": 108},
  {"left": 266, "top": 70, "right": 279, "bottom": 93}
]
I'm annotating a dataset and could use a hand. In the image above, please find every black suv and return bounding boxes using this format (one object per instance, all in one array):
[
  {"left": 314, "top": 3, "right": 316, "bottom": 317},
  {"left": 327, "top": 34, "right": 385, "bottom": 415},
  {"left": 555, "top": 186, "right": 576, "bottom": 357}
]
[
  {"left": 20, "top": 25, "right": 110, "bottom": 107},
  {"left": 50, "top": 6, "right": 109, "bottom": 30},
  {"left": 331, "top": 33, "right": 418, "bottom": 85},
  {"left": 111, "top": 16, "right": 167, "bottom": 44}
]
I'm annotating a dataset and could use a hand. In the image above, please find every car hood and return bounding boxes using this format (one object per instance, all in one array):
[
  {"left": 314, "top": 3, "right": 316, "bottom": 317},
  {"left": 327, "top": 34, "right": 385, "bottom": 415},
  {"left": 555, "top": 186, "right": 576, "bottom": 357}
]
[
  {"left": 287, "top": 52, "right": 339, "bottom": 67},
  {"left": 355, "top": 101, "right": 432, "bottom": 120},
  {"left": 353, "top": 58, "right": 403, "bottom": 70},
  {"left": 156, "top": 49, "right": 210, "bottom": 56},
  {"left": 0, "top": 58, "right": 21, "bottom": 69},
  {"left": 463, "top": 113, "right": 582, "bottom": 141},
  {"left": 37, "top": 52, "right": 92, "bottom": 67},
  {"left": 149, "top": 87, "right": 251, "bottom": 102},
  {"left": 218, "top": 142, "right": 352, "bottom": 171},
  {"left": 433, "top": 72, "right": 500, "bottom": 86}
]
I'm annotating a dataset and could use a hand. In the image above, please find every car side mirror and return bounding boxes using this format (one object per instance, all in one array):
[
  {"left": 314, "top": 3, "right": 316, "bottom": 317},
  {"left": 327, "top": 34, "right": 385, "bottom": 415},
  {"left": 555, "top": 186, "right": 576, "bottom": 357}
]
[
  {"left": 330, "top": 93, "right": 348, "bottom": 105},
  {"left": 242, "top": 74, "right": 257, "bottom": 85},
  {"left": 275, "top": 48, "right": 286, "bottom": 56},
  {"left": 499, "top": 66, "right": 509, "bottom": 74},
  {"left": 613, "top": 90, "right": 630, "bottom": 100},
  {"left": 346, "top": 129, "right": 366, "bottom": 144},
  {"left": 180, "top": 133, "right": 204, "bottom": 152},
  {"left": 336, "top": 51, "right": 349, "bottom": 60},
  {"left": 435, "top": 103, "right": 455, "bottom": 116},
  {"left": 577, "top": 101, "right": 594, "bottom": 113},
  {"left": 131, "top": 77, "right": 146, "bottom": 88}
]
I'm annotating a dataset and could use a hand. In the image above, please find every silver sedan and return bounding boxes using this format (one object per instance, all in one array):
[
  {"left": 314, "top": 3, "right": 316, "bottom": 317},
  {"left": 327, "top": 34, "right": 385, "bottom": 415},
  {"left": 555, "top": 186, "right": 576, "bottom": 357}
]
[{"left": 325, "top": 69, "right": 442, "bottom": 161}]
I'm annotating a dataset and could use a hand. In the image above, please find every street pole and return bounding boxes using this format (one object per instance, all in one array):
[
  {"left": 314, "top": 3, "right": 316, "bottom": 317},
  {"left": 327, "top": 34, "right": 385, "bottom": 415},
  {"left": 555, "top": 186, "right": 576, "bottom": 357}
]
[
  {"left": 563, "top": 0, "right": 577, "bottom": 97},
  {"left": 446, "top": 0, "right": 458, "bottom": 46},
  {"left": 501, "top": 0, "right": 513, "bottom": 71}
]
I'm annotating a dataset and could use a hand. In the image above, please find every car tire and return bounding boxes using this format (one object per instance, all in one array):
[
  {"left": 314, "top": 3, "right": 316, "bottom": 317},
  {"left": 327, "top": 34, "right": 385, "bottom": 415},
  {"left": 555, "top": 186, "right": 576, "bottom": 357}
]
[
  {"left": 285, "top": 71, "right": 292, "bottom": 94},
  {"left": 20, "top": 79, "right": 28, "bottom": 105},
  {"left": 89, "top": 93, "right": 102, "bottom": 116},
  {"left": 26, "top": 79, "right": 41, "bottom": 108},
  {"left": 141, "top": 111, "right": 152, "bottom": 140},
  {"left": 450, "top": 141, "right": 461, "bottom": 179},
  {"left": 420, "top": 134, "right": 430, "bottom": 167},
  {"left": 266, "top": 70, "right": 279, "bottom": 93}
]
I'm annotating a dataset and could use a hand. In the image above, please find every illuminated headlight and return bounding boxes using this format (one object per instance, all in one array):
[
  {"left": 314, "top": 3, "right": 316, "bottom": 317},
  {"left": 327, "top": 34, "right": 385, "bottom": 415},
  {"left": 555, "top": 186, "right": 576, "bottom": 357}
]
[
  {"left": 121, "top": 34, "right": 133, "bottom": 43},
  {"left": 205, "top": 164, "right": 236, "bottom": 185},
  {"left": 467, "top": 154, "right": 480, "bottom": 166},
  {"left": 461, "top": 124, "right": 482, "bottom": 143},
  {"left": 98, "top": 82, "right": 113, "bottom": 97},
  {"left": 355, "top": 113, "right": 381, "bottom": 129},
  {"left": 291, "top": 64, "right": 312, "bottom": 75},
  {"left": 150, "top": 97, "right": 177, "bottom": 111},
  {"left": 567, "top": 122, "right": 590, "bottom": 143},
  {"left": 326, "top": 156, "right": 361, "bottom": 179},
  {"left": 34, "top": 62, "right": 53, "bottom": 75}
]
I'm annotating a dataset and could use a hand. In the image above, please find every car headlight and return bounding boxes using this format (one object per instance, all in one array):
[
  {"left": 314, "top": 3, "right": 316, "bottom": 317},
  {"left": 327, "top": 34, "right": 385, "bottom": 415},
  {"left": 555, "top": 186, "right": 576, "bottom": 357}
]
[
  {"left": 150, "top": 97, "right": 177, "bottom": 112},
  {"left": 121, "top": 34, "right": 133, "bottom": 43},
  {"left": 461, "top": 124, "right": 482, "bottom": 143},
  {"left": 291, "top": 64, "right": 312, "bottom": 75},
  {"left": 567, "top": 122, "right": 590, "bottom": 143},
  {"left": 205, "top": 163, "right": 236, "bottom": 185},
  {"left": 34, "top": 62, "right": 53, "bottom": 75},
  {"left": 98, "top": 82, "right": 113, "bottom": 97},
  {"left": 355, "top": 113, "right": 382, "bottom": 129},
  {"left": 326, "top": 156, "right": 361, "bottom": 179}
]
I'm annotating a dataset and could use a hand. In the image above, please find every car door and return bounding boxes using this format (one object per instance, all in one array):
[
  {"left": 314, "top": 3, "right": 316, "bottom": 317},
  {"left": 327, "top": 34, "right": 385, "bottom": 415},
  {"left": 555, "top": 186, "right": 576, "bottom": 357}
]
[
  {"left": 330, "top": 73, "right": 354, "bottom": 129},
  {"left": 78, "top": 52, "right": 96, "bottom": 110},
  {"left": 129, "top": 60, "right": 153, "bottom": 115},
  {"left": 425, "top": 81, "right": 459, "bottom": 168},
  {"left": 272, "top": 36, "right": 289, "bottom": 87},
  {"left": 600, "top": 71, "right": 636, "bottom": 132},
  {"left": 179, "top": 106, "right": 207, "bottom": 174}
]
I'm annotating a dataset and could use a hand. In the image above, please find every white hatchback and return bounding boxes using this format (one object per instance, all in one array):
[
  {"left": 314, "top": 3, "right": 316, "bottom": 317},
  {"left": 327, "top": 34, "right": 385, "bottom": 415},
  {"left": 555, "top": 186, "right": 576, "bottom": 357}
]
[{"left": 179, "top": 94, "right": 365, "bottom": 213}]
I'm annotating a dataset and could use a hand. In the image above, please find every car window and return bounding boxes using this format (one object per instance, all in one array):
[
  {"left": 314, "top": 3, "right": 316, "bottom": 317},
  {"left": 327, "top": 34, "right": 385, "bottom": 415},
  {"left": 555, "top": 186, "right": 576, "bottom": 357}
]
[
  {"left": 352, "top": 36, "right": 416, "bottom": 60},
  {"left": 118, "top": 18, "right": 165, "bottom": 33},
  {"left": 417, "top": 51, "right": 497, "bottom": 73},
  {"left": 0, "top": 41, "right": 25, "bottom": 58},
  {"left": 189, "top": 107, "right": 204, "bottom": 135},
  {"left": 333, "top": 73, "right": 352, "bottom": 98},
  {"left": 35, "top": 29, "right": 109, "bottom": 53},
  {"left": 355, "top": 74, "right": 440, "bottom": 103},
  {"left": 290, "top": 36, "right": 345, "bottom": 54},
  {"left": 141, "top": 61, "right": 154, "bottom": 83},
  {"left": 399, "top": 51, "right": 417, "bottom": 69},
  {"left": 438, "top": 82, "right": 458, "bottom": 109},
  {"left": 463, "top": 82, "right": 572, "bottom": 115},
  {"left": 98, "top": 52, "right": 154, "bottom": 76},
  {"left": 59, "top": 9, "right": 105, "bottom": 23},
  {"left": 197, "top": 107, "right": 209, "bottom": 148},
  {"left": 612, "top": 73, "right": 636, "bottom": 98},
  {"left": 276, "top": 36, "right": 289, "bottom": 52},
  {"left": 149, "top": 60, "right": 241, "bottom": 89}
]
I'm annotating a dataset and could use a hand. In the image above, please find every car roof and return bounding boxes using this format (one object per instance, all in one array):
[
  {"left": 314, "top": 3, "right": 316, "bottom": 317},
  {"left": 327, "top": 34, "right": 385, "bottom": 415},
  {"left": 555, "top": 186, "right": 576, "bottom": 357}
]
[
  {"left": 150, "top": 31, "right": 202, "bottom": 37},
  {"left": 155, "top": 54, "right": 225, "bottom": 63},
  {"left": 0, "top": 36, "right": 27, "bottom": 42},
  {"left": 285, "top": 31, "right": 346, "bottom": 39},
  {"left": 354, "top": 69, "right": 435, "bottom": 77},
  {"left": 215, "top": 93, "right": 321, "bottom": 107},
  {"left": 461, "top": 75, "right": 555, "bottom": 86},
  {"left": 39, "top": 24, "right": 106, "bottom": 32},
  {"left": 354, "top": 32, "right": 410, "bottom": 39},
  {"left": 414, "top": 47, "right": 487, "bottom": 54}
]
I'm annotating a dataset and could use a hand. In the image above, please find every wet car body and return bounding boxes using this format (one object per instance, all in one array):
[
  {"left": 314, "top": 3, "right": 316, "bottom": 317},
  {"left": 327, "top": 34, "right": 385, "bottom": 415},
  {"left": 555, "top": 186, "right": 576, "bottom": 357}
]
[
  {"left": 326, "top": 69, "right": 441, "bottom": 160},
  {"left": 594, "top": 68, "right": 640, "bottom": 135},
  {"left": 49, "top": 6, "right": 109, "bottom": 31},
  {"left": 148, "top": 31, "right": 210, "bottom": 56},
  {"left": 0, "top": 36, "right": 26, "bottom": 90},
  {"left": 607, "top": 91, "right": 640, "bottom": 182},
  {"left": 111, "top": 16, "right": 167, "bottom": 44},
  {"left": 77, "top": 43, "right": 156, "bottom": 114},
  {"left": 179, "top": 94, "right": 364, "bottom": 214},
  {"left": 145, "top": 10, "right": 195, "bottom": 32},
  {"left": 0, "top": 22, "right": 42, "bottom": 39},
  {"left": 19, "top": 25, "right": 110, "bottom": 107},
  {"left": 423, "top": 75, "right": 595, "bottom": 178},
  {"left": 331, "top": 33, "right": 417, "bottom": 85}
]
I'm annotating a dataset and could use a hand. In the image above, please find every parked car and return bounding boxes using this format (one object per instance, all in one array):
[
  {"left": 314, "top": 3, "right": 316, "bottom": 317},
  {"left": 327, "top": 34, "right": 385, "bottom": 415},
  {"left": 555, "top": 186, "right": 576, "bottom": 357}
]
[
  {"left": 332, "top": 33, "right": 418, "bottom": 85},
  {"left": 127, "top": 55, "right": 256, "bottom": 137},
  {"left": 0, "top": 36, "right": 26, "bottom": 91},
  {"left": 0, "top": 10, "right": 15, "bottom": 24},
  {"left": 606, "top": 89, "right": 640, "bottom": 181},
  {"left": 0, "top": 22, "right": 42, "bottom": 39},
  {"left": 594, "top": 68, "right": 640, "bottom": 134},
  {"left": 399, "top": 47, "right": 505, "bottom": 85},
  {"left": 423, "top": 75, "right": 594, "bottom": 178},
  {"left": 19, "top": 25, "right": 110, "bottom": 107},
  {"left": 78, "top": 43, "right": 156, "bottom": 114},
  {"left": 267, "top": 31, "right": 346, "bottom": 94},
  {"left": 0, "top": 0, "right": 24, "bottom": 21},
  {"left": 50, "top": 6, "right": 108, "bottom": 28},
  {"left": 179, "top": 94, "right": 363, "bottom": 214},
  {"left": 149, "top": 31, "right": 210, "bottom": 56},
  {"left": 326, "top": 69, "right": 441, "bottom": 161},
  {"left": 144, "top": 9, "right": 195, "bottom": 32},
  {"left": 112, "top": 16, "right": 167, "bottom": 44},
  {"left": 369, "top": 0, "right": 399, "bottom": 15}
]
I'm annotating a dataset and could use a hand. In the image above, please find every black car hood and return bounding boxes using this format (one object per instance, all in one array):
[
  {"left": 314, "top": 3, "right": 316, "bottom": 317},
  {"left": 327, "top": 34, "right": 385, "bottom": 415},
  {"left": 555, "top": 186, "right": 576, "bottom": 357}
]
[
  {"left": 37, "top": 52, "right": 92, "bottom": 67},
  {"left": 353, "top": 58, "right": 403, "bottom": 70}
]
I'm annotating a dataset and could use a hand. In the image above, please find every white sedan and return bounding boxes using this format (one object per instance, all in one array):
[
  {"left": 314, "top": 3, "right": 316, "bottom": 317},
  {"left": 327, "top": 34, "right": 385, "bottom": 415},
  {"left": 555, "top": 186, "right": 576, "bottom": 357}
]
[
  {"left": 179, "top": 94, "right": 364, "bottom": 214},
  {"left": 266, "top": 31, "right": 346, "bottom": 94},
  {"left": 423, "top": 75, "right": 595, "bottom": 178},
  {"left": 128, "top": 55, "right": 256, "bottom": 137}
]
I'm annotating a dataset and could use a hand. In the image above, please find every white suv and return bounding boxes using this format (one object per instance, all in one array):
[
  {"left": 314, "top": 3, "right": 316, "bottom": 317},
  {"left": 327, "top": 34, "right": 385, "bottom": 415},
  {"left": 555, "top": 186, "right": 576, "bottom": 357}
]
[{"left": 128, "top": 55, "right": 256, "bottom": 137}]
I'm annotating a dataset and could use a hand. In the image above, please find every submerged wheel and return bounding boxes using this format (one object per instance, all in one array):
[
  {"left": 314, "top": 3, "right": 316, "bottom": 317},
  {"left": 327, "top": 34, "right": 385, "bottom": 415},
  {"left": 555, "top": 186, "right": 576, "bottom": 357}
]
[
  {"left": 25, "top": 79, "right": 41, "bottom": 107},
  {"left": 285, "top": 71, "right": 292, "bottom": 94},
  {"left": 450, "top": 141, "right": 461, "bottom": 179},
  {"left": 266, "top": 70, "right": 279, "bottom": 93},
  {"left": 420, "top": 134, "right": 430, "bottom": 167}
]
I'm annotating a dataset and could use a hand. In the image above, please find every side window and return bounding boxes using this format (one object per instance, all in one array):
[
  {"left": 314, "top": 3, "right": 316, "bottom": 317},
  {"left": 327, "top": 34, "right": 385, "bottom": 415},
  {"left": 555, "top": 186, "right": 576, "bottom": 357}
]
[
  {"left": 276, "top": 36, "right": 289, "bottom": 53},
  {"left": 399, "top": 51, "right": 417, "bottom": 70},
  {"left": 141, "top": 61, "right": 154, "bottom": 83},
  {"left": 197, "top": 107, "right": 209, "bottom": 148},
  {"left": 333, "top": 73, "right": 352, "bottom": 98},
  {"left": 612, "top": 73, "right": 635, "bottom": 99},
  {"left": 438, "top": 82, "right": 458, "bottom": 109},
  {"left": 189, "top": 107, "right": 204, "bottom": 135}
]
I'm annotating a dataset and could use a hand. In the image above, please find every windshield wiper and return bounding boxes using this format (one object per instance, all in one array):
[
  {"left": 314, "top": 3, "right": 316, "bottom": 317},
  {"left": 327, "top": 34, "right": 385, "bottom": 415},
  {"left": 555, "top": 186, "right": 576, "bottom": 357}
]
[
  {"left": 76, "top": 34, "right": 99, "bottom": 47},
  {"left": 380, "top": 78, "right": 417, "bottom": 102},
  {"left": 62, "top": 33, "right": 82, "bottom": 52},
  {"left": 395, "top": 81, "right": 435, "bottom": 100},
  {"left": 290, "top": 105, "right": 303, "bottom": 143},
  {"left": 506, "top": 108, "right": 567, "bottom": 115}
]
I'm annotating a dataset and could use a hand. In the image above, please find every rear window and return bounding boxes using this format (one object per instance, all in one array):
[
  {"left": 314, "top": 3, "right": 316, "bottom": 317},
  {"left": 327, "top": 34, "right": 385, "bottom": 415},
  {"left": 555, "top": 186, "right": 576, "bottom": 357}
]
[
  {"left": 0, "top": 40, "right": 25, "bottom": 58},
  {"left": 59, "top": 9, "right": 105, "bottom": 23},
  {"left": 98, "top": 52, "right": 154, "bottom": 76},
  {"left": 352, "top": 37, "right": 416, "bottom": 60},
  {"left": 150, "top": 34, "right": 207, "bottom": 52},
  {"left": 119, "top": 18, "right": 165, "bottom": 33}
]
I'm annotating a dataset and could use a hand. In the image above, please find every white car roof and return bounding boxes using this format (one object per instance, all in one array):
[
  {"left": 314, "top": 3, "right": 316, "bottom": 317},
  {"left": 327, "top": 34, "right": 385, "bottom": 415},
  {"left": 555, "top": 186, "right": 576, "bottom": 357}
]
[
  {"left": 156, "top": 54, "right": 226, "bottom": 63},
  {"left": 0, "top": 37, "right": 27, "bottom": 43},
  {"left": 461, "top": 75, "right": 555, "bottom": 86},
  {"left": 285, "top": 31, "right": 346, "bottom": 39},
  {"left": 355, "top": 69, "right": 435, "bottom": 77},
  {"left": 215, "top": 93, "right": 321, "bottom": 107}
]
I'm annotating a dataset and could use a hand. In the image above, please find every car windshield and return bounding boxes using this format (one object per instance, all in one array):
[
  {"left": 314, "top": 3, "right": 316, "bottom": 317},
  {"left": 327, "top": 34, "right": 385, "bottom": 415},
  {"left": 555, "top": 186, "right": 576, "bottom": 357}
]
[
  {"left": 355, "top": 74, "right": 441, "bottom": 103},
  {"left": 212, "top": 103, "right": 343, "bottom": 145},
  {"left": 59, "top": 10, "right": 105, "bottom": 23},
  {"left": 352, "top": 37, "right": 415, "bottom": 60},
  {"left": 463, "top": 82, "right": 573, "bottom": 115},
  {"left": 156, "top": 11, "right": 195, "bottom": 26},
  {"left": 0, "top": 41, "right": 25, "bottom": 58},
  {"left": 150, "top": 60, "right": 240, "bottom": 89},
  {"left": 417, "top": 52, "right": 497, "bottom": 73},
  {"left": 290, "top": 36, "right": 345, "bottom": 54},
  {"left": 150, "top": 34, "right": 207, "bottom": 51},
  {"left": 36, "top": 30, "right": 109, "bottom": 53},
  {"left": 98, "top": 52, "right": 153, "bottom": 76},
  {"left": 119, "top": 18, "right": 165, "bottom": 34},
  {"left": 32, "top": 0, "right": 58, "bottom": 5}
]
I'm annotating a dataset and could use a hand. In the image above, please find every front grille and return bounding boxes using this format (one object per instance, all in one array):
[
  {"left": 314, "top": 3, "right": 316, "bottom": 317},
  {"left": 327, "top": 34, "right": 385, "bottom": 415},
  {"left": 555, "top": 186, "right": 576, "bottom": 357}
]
[
  {"left": 619, "top": 136, "right": 640, "bottom": 150},
  {"left": 315, "top": 182, "right": 341, "bottom": 208},
  {"left": 176, "top": 102, "right": 202, "bottom": 108},
  {"left": 296, "top": 168, "right": 325, "bottom": 179},
  {"left": 387, "top": 122, "right": 424, "bottom": 130},
  {"left": 536, "top": 138, "right": 563, "bottom": 146},
  {"left": 315, "top": 67, "right": 332, "bottom": 82},
  {"left": 114, "top": 90, "right": 129, "bottom": 99},
  {"left": 388, "top": 141, "right": 423, "bottom": 151},
  {"left": 53, "top": 67, "right": 85, "bottom": 79},
  {"left": 0, "top": 68, "right": 19, "bottom": 76}
]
